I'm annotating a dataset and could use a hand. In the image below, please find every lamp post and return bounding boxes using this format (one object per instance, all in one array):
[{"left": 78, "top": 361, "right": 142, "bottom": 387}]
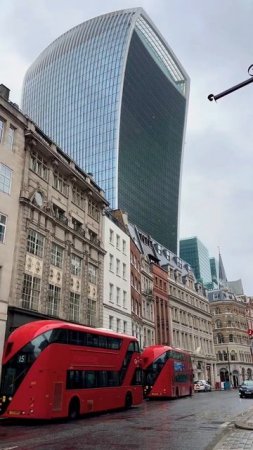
[
  {"left": 227, "top": 347, "right": 232, "bottom": 388},
  {"left": 208, "top": 65, "right": 253, "bottom": 102}
]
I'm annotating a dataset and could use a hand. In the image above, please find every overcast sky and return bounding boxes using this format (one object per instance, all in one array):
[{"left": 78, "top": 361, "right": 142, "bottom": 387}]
[{"left": 1, "top": 0, "right": 253, "bottom": 294}]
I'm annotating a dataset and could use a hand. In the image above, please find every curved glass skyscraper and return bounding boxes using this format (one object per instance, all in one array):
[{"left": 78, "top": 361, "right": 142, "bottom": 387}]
[{"left": 22, "top": 8, "right": 189, "bottom": 253}]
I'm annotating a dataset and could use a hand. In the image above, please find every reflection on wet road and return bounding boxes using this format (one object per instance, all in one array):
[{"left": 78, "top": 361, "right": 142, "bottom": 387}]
[{"left": 0, "top": 390, "right": 252, "bottom": 450}]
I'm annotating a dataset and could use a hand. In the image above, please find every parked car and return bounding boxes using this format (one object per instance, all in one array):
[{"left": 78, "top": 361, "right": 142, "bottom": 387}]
[
  {"left": 194, "top": 380, "right": 211, "bottom": 392},
  {"left": 239, "top": 380, "right": 253, "bottom": 398}
]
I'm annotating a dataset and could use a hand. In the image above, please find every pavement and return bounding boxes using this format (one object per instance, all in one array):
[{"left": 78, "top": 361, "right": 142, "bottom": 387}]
[{"left": 212, "top": 406, "right": 253, "bottom": 449}]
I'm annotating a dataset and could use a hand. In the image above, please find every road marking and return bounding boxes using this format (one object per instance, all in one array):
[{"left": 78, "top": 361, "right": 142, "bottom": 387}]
[
  {"left": 220, "top": 421, "right": 230, "bottom": 428},
  {"left": 0, "top": 446, "right": 19, "bottom": 450}
]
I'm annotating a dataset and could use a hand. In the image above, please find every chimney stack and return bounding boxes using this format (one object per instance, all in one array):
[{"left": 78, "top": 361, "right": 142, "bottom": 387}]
[{"left": 0, "top": 84, "right": 10, "bottom": 101}]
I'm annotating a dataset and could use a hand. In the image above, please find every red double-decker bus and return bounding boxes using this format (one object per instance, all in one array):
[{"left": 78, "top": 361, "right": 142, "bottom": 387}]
[
  {"left": 0, "top": 320, "right": 143, "bottom": 419},
  {"left": 142, "top": 345, "right": 193, "bottom": 399}
]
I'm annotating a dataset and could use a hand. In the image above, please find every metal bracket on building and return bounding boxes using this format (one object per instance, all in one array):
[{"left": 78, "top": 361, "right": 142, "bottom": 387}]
[{"left": 208, "top": 65, "right": 253, "bottom": 102}]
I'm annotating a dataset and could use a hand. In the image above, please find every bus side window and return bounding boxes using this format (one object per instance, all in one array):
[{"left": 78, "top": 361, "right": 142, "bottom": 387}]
[
  {"left": 98, "top": 371, "right": 108, "bottom": 387},
  {"left": 67, "top": 370, "right": 85, "bottom": 389},
  {"left": 98, "top": 335, "right": 107, "bottom": 348},
  {"left": 50, "top": 329, "right": 68, "bottom": 344},
  {"left": 108, "top": 371, "right": 120, "bottom": 387},
  {"left": 107, "top": 337, "right": 121, "bottom": 350},
  {"left": 86, "top": 371, "right": 97, "bottom": 388}
]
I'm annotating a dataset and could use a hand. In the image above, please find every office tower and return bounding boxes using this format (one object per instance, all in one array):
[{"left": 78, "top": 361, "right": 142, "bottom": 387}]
[
  {"left": 179, "top": 237, "right": 212, "bottom": 287},
  {"left": 210, "top": 257, "right": 219, "bottom": 289},
  {"left": 22, "top": 8, "right": 189, "bottom": 253}
]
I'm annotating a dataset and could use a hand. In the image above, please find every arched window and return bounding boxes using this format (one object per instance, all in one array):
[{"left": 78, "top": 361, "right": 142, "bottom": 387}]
[
  {"left": 218, "top": 351, "right": 223, "bottom": 361},
  {"left": 229, "top": 334, "right": 233, "bottom": 342},
  {"left": 230, "top": 351, "right": 236, "bottom": 361},
  {"left": 215, "top": 319, "right": 222, "bottom": 329},
  {"left": 217, "top": 333, "right": 224, "bottom": 343},
  {"left": 223, "top": 350, "right": 228, "bottom": 361}
]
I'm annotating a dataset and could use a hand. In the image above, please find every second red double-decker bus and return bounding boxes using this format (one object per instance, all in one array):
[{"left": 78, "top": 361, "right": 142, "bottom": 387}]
[
  {"left": 142, "top": 345, "right": 193, "bottom": 398},
  {"left": 0, "top": 320, "right": 143, "bottom": 419}
]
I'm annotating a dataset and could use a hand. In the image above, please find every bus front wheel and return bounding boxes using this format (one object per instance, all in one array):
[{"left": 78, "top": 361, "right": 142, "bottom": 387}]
[
  {"left": 125, "top": 392, "right": 132, "bottom": 409},
  {"left": 68, "top": 397, "right": 80, "bottom": 420}
]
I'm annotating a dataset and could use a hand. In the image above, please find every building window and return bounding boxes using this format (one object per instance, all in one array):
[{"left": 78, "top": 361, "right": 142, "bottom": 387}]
[
  {"left": 27, "top": 229, "right": 44, "bottom": 257},
  {"left": 47, "top": 284, "right": 60, "bottom": 316},
  {"left": 88, "top": 199, "right": 100, "bottom": 222},
  {"left": 217, "top": 333, "right": 224, "bottom": 344},
  {"left": 116, "top": 234, "right": 120, "bottom": 249},
  {"left": 71, "top": 254, "right": 82, "bottom": 276},
  {"left": 109, "top": 283, "right": 114, "bottom": 302},
  {"left": 116, "top": 318, "right": 120, "bottom": 333},
  {"left": 72, "top": 217, "right": 83, "bottom": 233},
  {"left": 123, "top": 321, "right": 127, "bottom": 334},
  {"left": 30, "top": 152, "right": 48, "bottom": 180},
  {"left": 51, "top": 243, "right": 64, "bottom": 268},
  {"left": 122, "top": 240, "right": 126, "bottom": 254},
  {"left": 0, "top": 163, "right": 12, "bottom": 194},
  {"left": 116, "top": 259, "right": 120, "bottom": 276},
  {"left": 0, "top": 213, "right": 7, "bottom": 243},
  {"left": 52, "top": 204, "right": 68, "bottom": 225},
  {"left": 7, "top": 126, "right": 15, "bottom": 151},
  {"left": 123, "top": 291, "right": 127, "bottom": 308},
  {"left": 53, "top": 171, "right": 68, "bottom": 196},
  {"left": 109, "top": 254, "right": 114, "bottom": 272},
  {"left": 116, "top": 287, "right": 120, "bottom": 305},
  {"left": 22, "top": 274, "right": 40, "bottom": 310},
  {"left": 215, "top": 319, "right": 222, "bottom": 329},
  {"left": 88, "top": 263, "right": 97, "bottom": 284},
  {"left": 72, "top": 185, "right": 85, "bottom": 209},
  {"left": 123, "top": 263, "right": 126, "bottom": 280},
  {"left": 69, "top": 292, "right": 80, "bottom": 322},
  {"left": 0, "top": 118, "right": 4, "bottom": 142},
  {"left": 87, "top": 298, "right": 96, "bottom": 326},
  {"left": 109, "top": 229, "right": 114, "bottom": 245},
  {"left": 109, "top": 315, "right": 113, "bottom": 330}
]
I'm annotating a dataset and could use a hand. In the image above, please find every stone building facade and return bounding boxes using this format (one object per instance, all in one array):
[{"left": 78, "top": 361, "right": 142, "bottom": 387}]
[
  {"left": 140, "top": 254, "right": 155, "bottom": 348},
  {"left": 0, "top": 86, "right": 108, "bottom": 371},
  {"left": 164, "top": 257, "right": 216, "bottom": 385},
  {"left": 130, "top": 238, "right": 143, "bottom": 348},
  {"left": 102, "top": 212, "right": 131, "bottom": 334},
  {"left": 128, "top": 224, "right": 216, "bottom": 385},
  {"left": 151, "top": 261, "right": 171, "bottom": 346},
  {"left": 209, "top": 289, "right": 253, "bottom": 387},
  {"left": 0, "top": 85, "right": 26, "bottom": 370}
]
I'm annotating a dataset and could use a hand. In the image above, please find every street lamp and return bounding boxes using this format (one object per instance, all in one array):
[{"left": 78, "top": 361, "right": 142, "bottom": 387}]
[
  {"left": 208, "top": 65, "right": 253, "bottom": 102},
  {"left": 227, "top": 347, "right": 232, "bottom": 388}
]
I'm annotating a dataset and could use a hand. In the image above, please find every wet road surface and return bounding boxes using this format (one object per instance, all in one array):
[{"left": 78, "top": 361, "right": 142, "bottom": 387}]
[{"left": 0, "top": 390, "right": 252, "bottom": 450}]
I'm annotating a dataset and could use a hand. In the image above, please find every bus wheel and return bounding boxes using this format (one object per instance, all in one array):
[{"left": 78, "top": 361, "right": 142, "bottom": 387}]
[
  {"left": 68, "top": 397, "right": 80, "bottom": 420},
  {"left": 125, "top": 392, "right": 132, "bottom": 409}
]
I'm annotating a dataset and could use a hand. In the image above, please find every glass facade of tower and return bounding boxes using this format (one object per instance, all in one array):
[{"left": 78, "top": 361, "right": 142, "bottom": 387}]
[
  {"left": 179, "top": 237, "right": 212, "bottom": 287},
  {"left": 210, "top": 257, "right": 219, "bottom": 284},
  {"left": 22, "top": 8, "right": 189, "bottom": 253}
]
